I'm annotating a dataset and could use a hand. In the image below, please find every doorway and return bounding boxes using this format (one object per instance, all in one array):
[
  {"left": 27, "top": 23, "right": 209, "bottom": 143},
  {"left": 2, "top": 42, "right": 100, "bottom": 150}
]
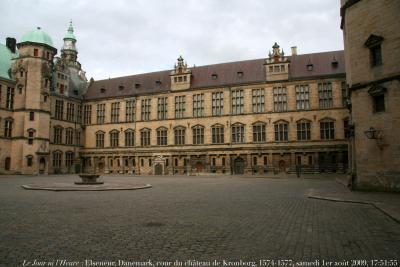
[
  {"left": 154, "top": 163, "right": 163, "bottom": 175},
  {"left": 39, "top": 158, "right": 46, "bottom": 174},
  {"left": 233, "top": 157, "right": 245, "bottom": 174}
]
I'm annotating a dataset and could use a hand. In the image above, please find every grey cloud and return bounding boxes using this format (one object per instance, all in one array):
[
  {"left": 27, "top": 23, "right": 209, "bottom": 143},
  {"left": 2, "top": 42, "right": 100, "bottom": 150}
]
[{"left": 0, "top": 0, "right": 343, "bottom": 80}]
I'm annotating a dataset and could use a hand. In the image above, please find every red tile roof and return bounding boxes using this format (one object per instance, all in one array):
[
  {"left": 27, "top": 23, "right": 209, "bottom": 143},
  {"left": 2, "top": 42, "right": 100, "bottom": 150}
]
[{"left": 84, "top": 50, "right": 345, "bottom": 100}]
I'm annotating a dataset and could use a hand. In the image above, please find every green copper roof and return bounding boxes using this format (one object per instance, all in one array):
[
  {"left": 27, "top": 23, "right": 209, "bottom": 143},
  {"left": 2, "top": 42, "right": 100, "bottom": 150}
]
[
  {"left": 0, "top": 44, "right": 17, "bottom": 81},
  {"left": 20, "top": 27, "right": 54, "bottom": 47},
  {"left": 64, "top": 21, "right": 76, "bottom": 40}
]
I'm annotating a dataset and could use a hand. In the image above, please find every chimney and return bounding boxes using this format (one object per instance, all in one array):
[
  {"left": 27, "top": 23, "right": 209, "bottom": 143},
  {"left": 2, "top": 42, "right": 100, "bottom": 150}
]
[
  {"left": 6, "top": 37, "right": 16, "bottom": 53},
  {"left": 291, "top": 46, "right": 297, "bottom": 56}
]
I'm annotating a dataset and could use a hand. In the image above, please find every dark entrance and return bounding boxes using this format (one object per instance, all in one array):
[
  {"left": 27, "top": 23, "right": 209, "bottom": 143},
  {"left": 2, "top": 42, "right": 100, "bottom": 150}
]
[
  {"left": 278, "top": 160, "right": 286, "bottom": 173},
  {"left": 195, "top": 162, "right": 204, "bottom": 172},
  {"left": 5, "top": 157, "right": 11, "bottom": 171},
  {"left": 39, "top": 158, "right": 46, "bottom": 174},
  {"left": 233, "top": 157, "right": 245, "bottom": 174},
  {"left": 154, "top": 163, "right": 163, "bottom": 175}
]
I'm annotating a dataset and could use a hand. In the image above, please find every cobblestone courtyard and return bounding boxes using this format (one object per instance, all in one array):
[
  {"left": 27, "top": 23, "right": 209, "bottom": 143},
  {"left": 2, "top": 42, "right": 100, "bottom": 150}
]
[{"left": 1, "top": 175, "right": 399, "bottom": 266}]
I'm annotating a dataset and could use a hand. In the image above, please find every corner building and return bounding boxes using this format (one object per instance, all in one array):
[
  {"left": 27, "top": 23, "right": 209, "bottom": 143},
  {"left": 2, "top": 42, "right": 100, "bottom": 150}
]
[
  {"left": 0, "top": 24, "right": 349, "bottom": 175},
  {"left": 341, "top": 0, "right": 400, "bottom": 190}
]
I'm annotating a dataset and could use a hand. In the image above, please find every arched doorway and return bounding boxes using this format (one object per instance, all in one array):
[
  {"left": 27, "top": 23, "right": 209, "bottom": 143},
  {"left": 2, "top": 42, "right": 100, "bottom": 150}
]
[
  {"left": 278, "top": 160, "right": 286, "bottom": 173},
  {"left": 233, "top": 157, "right": 245, "bottom": 174},
  {"left": 39, "top": 158, "right": 46, "bottom": 174},
  {"left": 195, "top": 162, "right": 204, "bottom": 172},
  {"left": 154, "top": 163, "right": 163, "bottom": 175}
]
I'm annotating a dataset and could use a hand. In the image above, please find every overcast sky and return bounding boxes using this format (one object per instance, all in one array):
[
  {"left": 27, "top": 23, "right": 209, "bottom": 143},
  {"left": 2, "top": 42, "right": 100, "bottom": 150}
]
[{"left": 1, "top": 0, "right": 343, "bottom": 81}]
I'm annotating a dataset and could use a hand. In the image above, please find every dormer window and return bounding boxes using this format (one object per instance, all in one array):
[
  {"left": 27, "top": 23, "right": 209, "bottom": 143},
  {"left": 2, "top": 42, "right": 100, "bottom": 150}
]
[
  {"left": 237, "top": 71, "right": 243, "bottom": 78},
  {"left": 135, "top": 83, "right": 141, "bottom": 89},
  {"left": 119, "top": 85, "right": 124, "bottom": 91},
  {"left": 211, "top": 74, "right": 218, "bottom": 80},
  {"left": 332, "top": 57, "right": 338, "bottom": 68},
  {"left": 100, "top": 88, "right": 106, "bottom": 93}
]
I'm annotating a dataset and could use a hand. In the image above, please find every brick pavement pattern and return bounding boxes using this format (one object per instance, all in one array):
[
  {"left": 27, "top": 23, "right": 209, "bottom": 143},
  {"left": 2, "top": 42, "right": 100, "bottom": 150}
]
[{"left": 0, "top": 175, "right": 399, "bottom": 266}]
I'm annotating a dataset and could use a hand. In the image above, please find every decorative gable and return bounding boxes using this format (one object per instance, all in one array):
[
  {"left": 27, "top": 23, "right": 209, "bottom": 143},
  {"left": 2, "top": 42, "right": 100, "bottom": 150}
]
[
  {"left": 265, "top": 42, "right": 290, "bottom": 81},
  {"left": 170, "top": 56, "right": 191, "bottom": 91},
  {"left": 364, "top": 34, "right": 384, "bottom": 48}
]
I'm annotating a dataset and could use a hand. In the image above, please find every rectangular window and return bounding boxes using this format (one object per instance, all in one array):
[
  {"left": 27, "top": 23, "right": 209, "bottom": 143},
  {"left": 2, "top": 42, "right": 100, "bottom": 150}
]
[
  {"left": 212, "top": 92, "right": 224, "bottom": 116},
  {"left": 211, "top": 126, "right": 224, "bottom": 144},
  {"left": 320, "top": 121, "right": 335, "bottom": 140},
  {"left": 157, "top": 97, "right": 168, "bottom": 120},
  {"left": 55, "top": 100, "right": 64, "bottom": 120},
  {"left": 27, "top": 156, "right": 33, "bottom": 167},
  {"left": 373, "top": 94, "right": 385, "bottom": 112},
  {"left": 28, "top": 131, "right": 34, "bottom": 145},
  {"left": 231, "top": 124, "right": 245, "bottom": 143},
  {"left": 126, "top": 99, "right": 136, "bottom": 122},
  {"left": 193, "top": 93, "right": 204, "bottom": 117},
  {"left": 273, "top": 87, "right": 287, "bottom": 112},
  {"left": 96, "top": 132, "right": 105, "bottom": 148},
  {"left": 341, "top": 82, "right": 347, "bottom": 107},
  {"left": 34, "top": 48, "right": 39, "bottom": 57},
  {"left": 175, "top": 96, "right": 186, "bottom": 118},
  {"left": 231, "top": 89, "right": 244, "bottom": 115},
  {"left": 66, "top": 102, "right": 75, "bottom": 122},
  {"left": 297, "top": 121, "right": 311, "bottom": 141},
  {"left": 4, "top": 120, "right": 12, "bottom": 138},
  {"left": 83, "top": 105, "right": 92, "bottom": 125},
  {"left": 174, "top": 128, "right": 185, "bottom": 145},
  {"left": 318, "top": 82, "right": 333, "bottom": 109},
  {"left": 141, "top": 99, "right": 151, "bottom": 121},
  {"left": 96, "top": 103, "right": 106, "bottom": 124},
  {"left": 75, "top": 130, "right": 81, "bottom": 146},
  {"left": 53, "top": 127, "right": 62, "bottom": 144},
  {"left": 371, "top": 45, "right": 382, "bottom": 66},
  {"left": 192, "top": 126, "right": 204, "bottom": 145},
  {"left": 111, "top": 102, "right": 120, "bottom": 123},
  {"left": 53, "top": 152, "right": 61, "bottom": 168},
  {"left": 65, "top": 129, "right": 74, "bottom": 145},
  {"left": 295, "top": 85, "right": 310, "bottom": 110},
  {"left": 274, "top": 123, "right": 288, "bottom": 141},
  {"left": 140, "top": 130, "right": 151, "bottom": 146},
  {"left": 110, "top": 131, "right": 119, "bottom": 147},
  {"left": 157, "top": 129, "right": 167, "bottom": 146},
  {"left": 125, "top": 131, "right": 135, "bottom": 146},
  {"left": 252, "top": 124, "right": 266, "bottom": 142},
  {"left": 6, "top": 87, "right": 14, "bottom": 110},
  {"left": 252, "top": 89, "right": 265, "bottom": 113},
  {"left": 76, "top": 105, "right": 82, "bottom": 123},
  {"left": 65, "top": 152, "right": 74, "bottom": 168},
  {"left": 29, "top": 112, "right": 35, "bottom": 121}
]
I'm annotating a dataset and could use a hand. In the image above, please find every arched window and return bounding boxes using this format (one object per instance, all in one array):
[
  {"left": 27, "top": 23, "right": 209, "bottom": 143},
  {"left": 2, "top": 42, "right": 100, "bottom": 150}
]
[
  {"left": 140, "top": 128, "right": 151, "bottom": 147},
  {"left": 174, "top": 126, "right": 185, "bottom": 145},
  {"left": 95, "top": 131, "right": 105, "bottom": 148},
  {"left": 252, "top": 122, "right": 266, "bottom": 143},
  {"left": 296, "top": 119, "right": 311, "bottom": 141},
  {"left": 211, "top": 124, "right": 224, "bottom": 144},
  {"left": 109, "top": 130, "right": 120, "bottom": 147},
  {"left": 231, "top": 123, "right": 245, "bottom": 144},
  {"left": 192, "top": 125, "right": 204, "bottom": 145},
  {"left": 125, "top": 129, "right": 135, "bottom": 147},
  {"left": 156, "top": 127, "right": 168, "bottom": 146},
  {"left": 274, "top": 120, "right": 288, "bottom": 142}
]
